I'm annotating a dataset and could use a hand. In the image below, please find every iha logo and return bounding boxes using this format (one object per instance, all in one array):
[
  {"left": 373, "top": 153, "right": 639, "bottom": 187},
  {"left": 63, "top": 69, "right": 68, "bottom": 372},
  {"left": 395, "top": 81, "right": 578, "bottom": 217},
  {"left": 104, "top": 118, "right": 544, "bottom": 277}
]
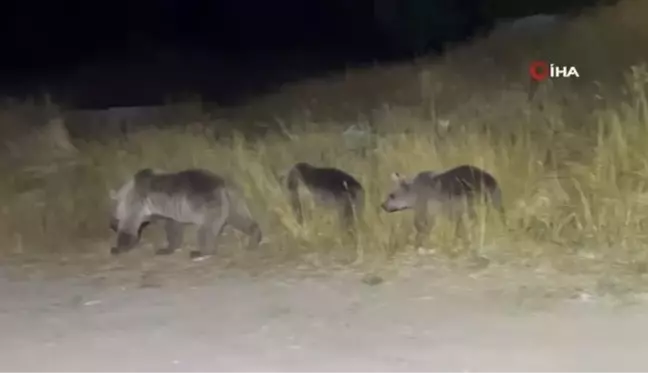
[{"left": 529, "top": 60, "right": 580, "bottom": 81}]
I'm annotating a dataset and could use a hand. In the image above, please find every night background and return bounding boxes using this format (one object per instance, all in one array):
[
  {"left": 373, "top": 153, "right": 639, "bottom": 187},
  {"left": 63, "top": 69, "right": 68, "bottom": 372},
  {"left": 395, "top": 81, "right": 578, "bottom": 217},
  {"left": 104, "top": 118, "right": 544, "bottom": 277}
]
[
  {"left": 5, "top": 1, "right": 648, "bottom": 368},
  {"left": 0, "top": 0, "right": 612, "bottom": 109}
]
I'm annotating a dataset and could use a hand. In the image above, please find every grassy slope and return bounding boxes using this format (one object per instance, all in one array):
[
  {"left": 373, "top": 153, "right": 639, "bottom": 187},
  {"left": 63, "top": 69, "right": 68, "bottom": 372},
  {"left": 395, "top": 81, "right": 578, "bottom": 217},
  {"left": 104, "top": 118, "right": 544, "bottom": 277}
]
[{"left": 2, "top": 0, "right": 648, "bottom": 279}]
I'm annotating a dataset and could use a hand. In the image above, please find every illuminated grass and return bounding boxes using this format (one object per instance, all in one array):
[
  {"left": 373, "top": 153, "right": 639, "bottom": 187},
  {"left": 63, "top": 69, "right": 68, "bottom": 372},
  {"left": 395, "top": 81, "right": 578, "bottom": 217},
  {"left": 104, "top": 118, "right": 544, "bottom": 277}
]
[{"left": 2, "top": 0, "right": 648, "bottom": 278}]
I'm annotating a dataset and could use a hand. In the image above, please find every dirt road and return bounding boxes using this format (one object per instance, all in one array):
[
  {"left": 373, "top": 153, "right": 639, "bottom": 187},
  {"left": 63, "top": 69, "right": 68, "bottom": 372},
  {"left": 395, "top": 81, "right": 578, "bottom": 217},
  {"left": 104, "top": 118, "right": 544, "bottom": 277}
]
[{"left": 1, "top": 259, "right": 648, "bottom": 372}]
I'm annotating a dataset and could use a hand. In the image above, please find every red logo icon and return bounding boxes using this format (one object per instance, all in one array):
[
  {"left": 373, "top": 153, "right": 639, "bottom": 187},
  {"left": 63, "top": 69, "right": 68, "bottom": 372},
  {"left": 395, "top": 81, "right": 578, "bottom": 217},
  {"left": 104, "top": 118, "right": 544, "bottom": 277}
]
[{"left": 529, "top": 60, "right": 550, "bottom": 82}]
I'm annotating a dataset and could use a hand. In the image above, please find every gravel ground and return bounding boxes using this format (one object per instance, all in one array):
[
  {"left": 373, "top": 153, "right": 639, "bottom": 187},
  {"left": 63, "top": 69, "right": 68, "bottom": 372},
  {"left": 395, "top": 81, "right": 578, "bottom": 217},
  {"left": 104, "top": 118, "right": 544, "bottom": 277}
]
[{"left": 1, "top": 256, "right": 648, "bottom": 372}]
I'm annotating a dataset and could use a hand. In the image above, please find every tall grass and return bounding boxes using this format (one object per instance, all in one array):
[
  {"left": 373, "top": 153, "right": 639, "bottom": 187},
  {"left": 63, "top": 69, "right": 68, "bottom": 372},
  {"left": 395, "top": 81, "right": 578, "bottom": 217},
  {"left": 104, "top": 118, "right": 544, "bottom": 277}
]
[{"left": 2, "top": 0, "right": 648, "bottom": 276}]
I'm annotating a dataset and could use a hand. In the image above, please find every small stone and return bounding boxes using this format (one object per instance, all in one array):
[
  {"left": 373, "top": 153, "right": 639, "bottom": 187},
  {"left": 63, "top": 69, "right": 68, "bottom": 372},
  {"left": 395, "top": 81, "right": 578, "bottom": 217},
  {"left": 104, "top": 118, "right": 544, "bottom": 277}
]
[{"left": 362, "top": 274, "right": 384, "bottom": 286}]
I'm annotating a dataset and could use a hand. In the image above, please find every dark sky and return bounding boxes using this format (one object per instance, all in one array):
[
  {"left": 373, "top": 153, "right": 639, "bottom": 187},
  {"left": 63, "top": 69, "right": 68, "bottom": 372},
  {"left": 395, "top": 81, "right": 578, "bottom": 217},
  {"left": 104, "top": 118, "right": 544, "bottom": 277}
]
[
  {"left": 1, "top": 0, "right": 400, "bottom": 106},
  {"left": 0, "top": 0, "right": 610, "bottom": 107},
  {"left": 3, "top": 1, "right": 392, "bottom": 70}
]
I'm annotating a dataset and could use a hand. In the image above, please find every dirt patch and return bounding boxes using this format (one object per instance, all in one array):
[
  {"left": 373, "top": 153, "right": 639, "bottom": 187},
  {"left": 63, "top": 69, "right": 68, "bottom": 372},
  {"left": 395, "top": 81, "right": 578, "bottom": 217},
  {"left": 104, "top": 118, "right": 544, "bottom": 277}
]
[{"left": 2, "top": 252, "right": 648, "bottom": 371}]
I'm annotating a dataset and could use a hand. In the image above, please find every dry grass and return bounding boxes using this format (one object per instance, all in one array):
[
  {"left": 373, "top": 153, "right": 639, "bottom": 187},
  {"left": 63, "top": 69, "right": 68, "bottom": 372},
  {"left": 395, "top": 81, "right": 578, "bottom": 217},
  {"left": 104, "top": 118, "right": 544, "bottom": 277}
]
[{"left": 2, "top": 0, "right": 648, "bottom": 281}]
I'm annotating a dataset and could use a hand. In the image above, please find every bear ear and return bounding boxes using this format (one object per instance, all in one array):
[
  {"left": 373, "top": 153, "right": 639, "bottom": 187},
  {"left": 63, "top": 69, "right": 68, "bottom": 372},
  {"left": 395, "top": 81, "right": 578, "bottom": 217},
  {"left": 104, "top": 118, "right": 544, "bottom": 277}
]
[
  {"left": 390, "top": 172, "right": 404, "bottom": 183},
  {"left": 109, "top": 189, "right": 118, "bottom": 200}
]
